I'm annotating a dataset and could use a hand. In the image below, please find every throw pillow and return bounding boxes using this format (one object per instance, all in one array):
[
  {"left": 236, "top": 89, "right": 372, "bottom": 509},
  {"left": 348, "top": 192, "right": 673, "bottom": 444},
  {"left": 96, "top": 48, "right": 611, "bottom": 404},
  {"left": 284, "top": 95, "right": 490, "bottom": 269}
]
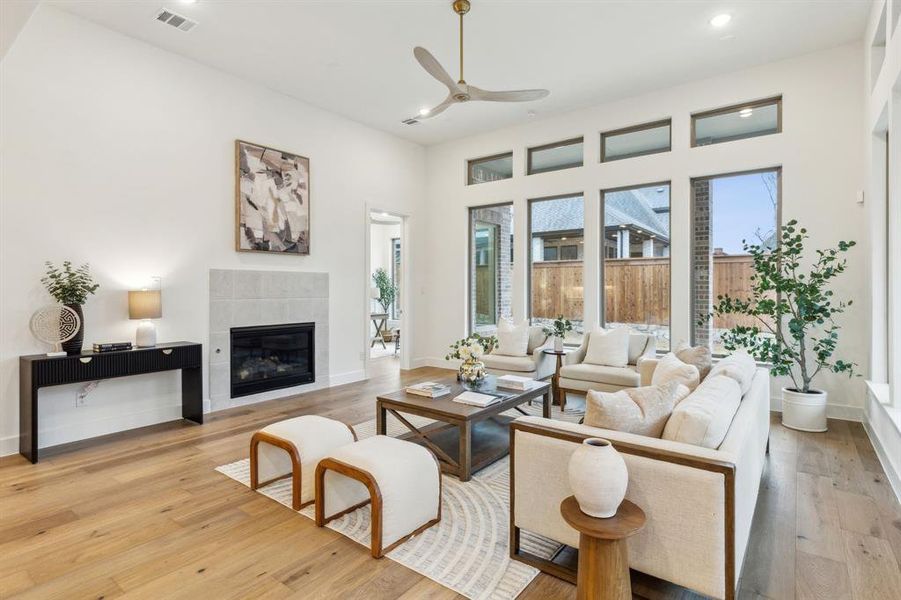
[
  {"left": 707, "top": 350, "right": 757, "bottom": 395},
  {"left": 585, "top": 382, "right": 680, "bottom": 438},
  {"left": 662, "top": 375, "right": 742, "bottom": 448},
  {"left": 526, "top": 326, "right": 549, "bottom": 354},
  {"left": 584, "top": 327, "right": 630, "bottom": 368},
  {"left": 674, "top": 342, "right": 713, "bottom": 381},
  {"left": 494, "top": 319, "right": 530, "bottom": 357},
  {"left": 651, "top": 352, "right": 701, "bottom": 391}
]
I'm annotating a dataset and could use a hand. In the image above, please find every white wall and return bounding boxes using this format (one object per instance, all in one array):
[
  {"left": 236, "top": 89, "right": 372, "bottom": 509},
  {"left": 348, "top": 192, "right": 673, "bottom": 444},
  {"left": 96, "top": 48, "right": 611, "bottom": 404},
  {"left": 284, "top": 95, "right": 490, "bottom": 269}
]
[
  {"left": 0, "top": 6, "right": 425, "bottom": 454},
  {"left": 416, "top": 42, "right": 869, "bottom": 417}
]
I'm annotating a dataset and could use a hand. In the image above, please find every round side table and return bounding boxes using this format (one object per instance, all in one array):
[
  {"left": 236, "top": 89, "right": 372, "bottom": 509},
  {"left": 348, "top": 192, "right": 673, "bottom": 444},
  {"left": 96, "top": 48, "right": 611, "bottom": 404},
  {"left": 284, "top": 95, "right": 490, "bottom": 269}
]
[
  {"left": 541, "top": 348, "right": 571, "bottom": 410},
  {"left": 560, "top": 496, "right": 646, "bottom": 600}
]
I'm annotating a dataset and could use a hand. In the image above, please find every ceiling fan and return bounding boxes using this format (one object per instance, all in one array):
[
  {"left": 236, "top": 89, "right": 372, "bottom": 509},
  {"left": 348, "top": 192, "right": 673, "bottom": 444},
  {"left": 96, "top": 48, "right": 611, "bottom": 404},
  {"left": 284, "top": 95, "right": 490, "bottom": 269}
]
[{"left": 406, "top": 0, "right": 549, "bottom": 123}]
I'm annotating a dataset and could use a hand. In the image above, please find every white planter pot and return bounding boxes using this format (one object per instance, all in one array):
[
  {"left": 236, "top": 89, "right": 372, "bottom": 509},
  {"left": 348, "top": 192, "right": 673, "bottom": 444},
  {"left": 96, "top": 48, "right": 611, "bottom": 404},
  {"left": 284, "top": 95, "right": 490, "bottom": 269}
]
[
  {"left": 567, "top": 438, "right": 628, "bottom": 518},
  {"left": 781, "top": 387, "right": 828, "bottom": 432},
  {"left": 553, "top": 336, "right": 564, "bottom": 352}
]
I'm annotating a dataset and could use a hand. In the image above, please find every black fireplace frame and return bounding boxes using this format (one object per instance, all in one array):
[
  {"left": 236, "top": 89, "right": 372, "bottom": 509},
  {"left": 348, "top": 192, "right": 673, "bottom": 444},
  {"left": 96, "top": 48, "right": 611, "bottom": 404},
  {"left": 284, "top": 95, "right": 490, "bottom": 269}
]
[{"left": 230, "top": 322, "right": 315, "bottom": 398}]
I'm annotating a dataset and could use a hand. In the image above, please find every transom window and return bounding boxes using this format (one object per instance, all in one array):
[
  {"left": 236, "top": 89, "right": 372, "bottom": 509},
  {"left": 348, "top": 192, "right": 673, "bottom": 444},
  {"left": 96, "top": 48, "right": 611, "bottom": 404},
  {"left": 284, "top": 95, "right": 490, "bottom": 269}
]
[
  {"left": 692, "top": 97, "right": 782, "bottom": 147},
  {"left": 527, "top": 138, "right": 583, "bottom": 175},
  {"left": 601, "top": 120, "right": 671, "bottom": 162},
  {"left": 467, "top": 152, "right": 513, "bottom": 185}
]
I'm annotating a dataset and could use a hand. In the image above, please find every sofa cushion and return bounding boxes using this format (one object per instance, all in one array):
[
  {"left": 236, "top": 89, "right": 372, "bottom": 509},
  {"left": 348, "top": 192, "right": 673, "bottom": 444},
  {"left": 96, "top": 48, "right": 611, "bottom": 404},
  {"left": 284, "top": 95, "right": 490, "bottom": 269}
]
[
  {"left": 584, "top": 327, "right": 630, "bottom": 368},
  {"left": 707, "top": 350, "right": 756, "bottom": 395},
  {"left": 482, "top": 353, "right": 535, "bottom": 373},
  {"left": 494, "top": 319, "right": 529, "bottom": 357},
  {"left": 662, "top": 375, "right": 741, "bottom": 448},
  {"left": 627, "top": 334, "right": 655, "bottom": 364},
  {"left": 674, "top": 342, "right": 713, "bottom": 380},
  {"left": 559, "top": 363, "right": 640, "bottom": 387},
  {"left": 652, "top": 352, "right": 701, "bottom": 391},
  {"left": 585, "top": 382, "right": 680, "bottom": 437},
  {"left": 527, "top": 326, "right": 549, "bottom": 354}
]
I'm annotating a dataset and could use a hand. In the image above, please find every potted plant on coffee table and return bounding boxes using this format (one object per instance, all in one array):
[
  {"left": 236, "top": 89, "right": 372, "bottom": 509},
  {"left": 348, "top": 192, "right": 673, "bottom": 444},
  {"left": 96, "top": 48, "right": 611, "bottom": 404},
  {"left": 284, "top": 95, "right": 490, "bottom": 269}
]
[
  {"left": 708, "top": 220, "right": 857, "bottom": 432},
  {"left": 41, "top": 261, "right": 100, "bottom": 355},
  {"left": 543, "top": 315, "right": 573, "bottom": 352}
]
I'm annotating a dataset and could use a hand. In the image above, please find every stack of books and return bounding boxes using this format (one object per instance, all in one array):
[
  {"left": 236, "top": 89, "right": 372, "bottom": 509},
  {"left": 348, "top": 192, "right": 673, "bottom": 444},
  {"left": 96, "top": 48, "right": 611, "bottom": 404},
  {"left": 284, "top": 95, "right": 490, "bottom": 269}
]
[
  {"left": 453, "top": 391, "right": 502, "bottom": 407},
  {"left": 405, "top": 382, "right": 451, "bottom": 398},
  {"left": 93, "top": 342, "right": 133, "bottom": 353},
  {"left": 496, "top": 374, "right": 535, "bottom": 391}
]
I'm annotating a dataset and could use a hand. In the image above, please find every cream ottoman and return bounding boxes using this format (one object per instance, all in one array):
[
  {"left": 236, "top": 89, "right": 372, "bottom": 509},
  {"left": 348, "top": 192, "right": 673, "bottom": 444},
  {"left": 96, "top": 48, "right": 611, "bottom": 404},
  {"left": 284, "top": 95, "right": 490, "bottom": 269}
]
[
  {"left": 250, "top": 415, "right": 356, "bottom": 510},
  {"left": 315, "top": 435, "right": 441, "bottom": 558}
]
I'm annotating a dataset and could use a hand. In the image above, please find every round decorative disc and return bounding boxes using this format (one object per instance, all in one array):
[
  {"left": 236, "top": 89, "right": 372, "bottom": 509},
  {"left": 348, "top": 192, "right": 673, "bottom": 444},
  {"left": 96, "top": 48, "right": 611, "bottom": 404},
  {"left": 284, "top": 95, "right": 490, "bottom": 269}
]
[{"left": 30, "top": 305, "right": 81, "bottom": 345}]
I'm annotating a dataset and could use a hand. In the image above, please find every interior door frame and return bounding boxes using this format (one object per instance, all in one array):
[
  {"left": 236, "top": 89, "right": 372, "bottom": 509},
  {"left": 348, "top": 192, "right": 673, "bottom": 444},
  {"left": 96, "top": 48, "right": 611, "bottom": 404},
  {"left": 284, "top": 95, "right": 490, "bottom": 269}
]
[{"left": 364, "top": 206, "right": 411, "bottom": 376}]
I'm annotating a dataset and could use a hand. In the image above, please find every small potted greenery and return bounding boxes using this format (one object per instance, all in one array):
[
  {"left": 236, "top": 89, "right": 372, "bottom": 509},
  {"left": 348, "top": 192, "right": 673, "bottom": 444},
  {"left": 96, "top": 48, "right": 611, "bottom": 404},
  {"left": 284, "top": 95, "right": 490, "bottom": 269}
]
[
  {"left": 41, "top": 261, "right": 100, "bottom": 354},
  {"left": 543, "top": 315, "right": 573, "bottom": 352},
  {"left": 709, "top": 220, "right": 856, "bottom": 432},
  {"left": 446, "top": 334, "right": 497, "bottom": 384},
  {"left": 372, "top": 268, "right": 398, "bottom": 315}
]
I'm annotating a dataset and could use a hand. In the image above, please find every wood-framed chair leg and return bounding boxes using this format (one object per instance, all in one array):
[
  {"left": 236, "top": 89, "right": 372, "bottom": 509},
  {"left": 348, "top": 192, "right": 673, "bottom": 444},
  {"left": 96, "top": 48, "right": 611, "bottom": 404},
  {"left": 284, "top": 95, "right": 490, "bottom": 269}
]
[{"left": 249, "top": 431, "right": 304, "bottom": 510}]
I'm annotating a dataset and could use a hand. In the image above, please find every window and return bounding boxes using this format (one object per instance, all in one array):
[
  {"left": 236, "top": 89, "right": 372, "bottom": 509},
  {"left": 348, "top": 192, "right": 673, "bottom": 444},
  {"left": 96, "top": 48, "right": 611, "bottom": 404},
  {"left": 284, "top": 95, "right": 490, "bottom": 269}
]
[
  {"left": 469, "top": 204, "right": 513, "bottom": 334},
  {"left": 602, "top": 183, "right": 671, "bottom": 350},
  {"left": 692, "top": 97, "right": 781, "bottom": 147},
  {"left": 601, "top": 120, "right": 671, "bottom": 162},
  {"left": 391, "top": 237, "right": 401, "bottom": 319},
  {"left": 691, "top": 168, "right": 780, "bottom": 355},
  {"left": 467, "top": 152, "right": 513, "bottom": 185},
  {"left": 529, "top": 193, "right": 584, "bottom": 342},
  {"left": 527, "top": 138, "right": 583, "bottom": 175}
]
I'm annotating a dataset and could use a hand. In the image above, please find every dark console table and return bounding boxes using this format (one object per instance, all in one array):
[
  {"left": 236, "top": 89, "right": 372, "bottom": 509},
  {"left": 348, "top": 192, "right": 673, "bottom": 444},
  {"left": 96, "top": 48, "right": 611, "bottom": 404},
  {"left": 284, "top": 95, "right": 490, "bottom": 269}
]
[{"left": 19, "top": 341, "right": 203, "bottom": 463}]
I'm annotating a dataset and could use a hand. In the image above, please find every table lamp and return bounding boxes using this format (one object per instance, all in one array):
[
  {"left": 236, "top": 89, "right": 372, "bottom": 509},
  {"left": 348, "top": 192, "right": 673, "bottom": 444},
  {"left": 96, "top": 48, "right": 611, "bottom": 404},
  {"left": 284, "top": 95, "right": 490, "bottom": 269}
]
[{"left": 129, "top": 289, "right": 162, "bottom": 347}]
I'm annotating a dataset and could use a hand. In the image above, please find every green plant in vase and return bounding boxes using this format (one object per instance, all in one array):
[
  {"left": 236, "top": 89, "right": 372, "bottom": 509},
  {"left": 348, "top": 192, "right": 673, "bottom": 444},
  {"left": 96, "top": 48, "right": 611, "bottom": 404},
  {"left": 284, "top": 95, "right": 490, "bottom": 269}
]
[
  {"left": 707, "top": 220, "right": 857, "bottom": 432},
  {"left": 543, "top": 315, "right": 573, "bottom": 351},
  {"left": 41, "top": 261, "right": 100, "bottom": 354},
  {"left": 372, "top": 268, "right": 398, "bottom": 315}
]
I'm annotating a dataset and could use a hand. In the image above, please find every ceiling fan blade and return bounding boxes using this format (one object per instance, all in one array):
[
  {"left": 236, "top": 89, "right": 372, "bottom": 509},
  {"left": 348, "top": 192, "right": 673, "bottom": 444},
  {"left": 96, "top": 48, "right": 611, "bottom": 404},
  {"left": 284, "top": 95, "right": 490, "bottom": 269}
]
[
  {"left": 411, "top": 95, "right": 457, "bottom": 121},
  {"left": 468, "top": 86, "right": 550, "bottom": 102},
  {"left": 413, "top": 47, "right": 460, "bottom": 94}
]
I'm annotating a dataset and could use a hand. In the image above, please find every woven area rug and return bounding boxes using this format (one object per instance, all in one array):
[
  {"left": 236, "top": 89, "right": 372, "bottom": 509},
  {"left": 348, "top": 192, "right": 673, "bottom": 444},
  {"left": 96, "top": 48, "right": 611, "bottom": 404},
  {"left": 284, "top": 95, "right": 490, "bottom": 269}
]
[{"left": 215, "top": 402, "right": 583, "bottom": 600}]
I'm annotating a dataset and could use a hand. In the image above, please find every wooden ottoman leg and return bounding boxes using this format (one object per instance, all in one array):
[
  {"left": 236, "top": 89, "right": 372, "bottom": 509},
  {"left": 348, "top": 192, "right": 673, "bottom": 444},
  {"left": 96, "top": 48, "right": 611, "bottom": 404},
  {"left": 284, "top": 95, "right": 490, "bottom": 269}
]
[{"left": 250, "top": 432, "right": 304, "bottom": 510}]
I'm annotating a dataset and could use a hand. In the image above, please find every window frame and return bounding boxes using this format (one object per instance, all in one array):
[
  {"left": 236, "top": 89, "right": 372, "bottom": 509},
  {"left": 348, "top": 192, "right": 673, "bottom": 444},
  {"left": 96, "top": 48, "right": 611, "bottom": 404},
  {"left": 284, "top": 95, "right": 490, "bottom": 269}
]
[
  {"left": 467, "top": 201, "right": 514, "bottom": 335},
  {"left": 600, "top": 180, "right": 672, "bottom": 352},
  {"left": 689, "top": 166, "right": 783, "bottom": 355},
  {"left": 527, "top": 191, "right": 586, "bottom": 337},
  {"left": 691, "top": 96, "right": 783, "bottom": 148},
  {"left": 600, "top": 119, "right": 672, "bottom": 163},
  {"left": 526, "top": 137, "right": 584, "bottom": 175},
  {"left": 466, "top": 151, "right": 513, "bottom": 186}
]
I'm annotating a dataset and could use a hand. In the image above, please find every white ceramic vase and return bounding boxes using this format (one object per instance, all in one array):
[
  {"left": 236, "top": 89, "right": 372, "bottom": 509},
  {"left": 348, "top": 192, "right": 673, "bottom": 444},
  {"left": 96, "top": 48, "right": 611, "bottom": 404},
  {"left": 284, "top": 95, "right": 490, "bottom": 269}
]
[
  {"left": 781, "top": 387, "right": 828, "bottom": 432},
  {"left": 553, "top": 336, "right": 564, "bottom": 352},
  {"left": 567, "top": 438, "right": 628, "bottom": 518}
]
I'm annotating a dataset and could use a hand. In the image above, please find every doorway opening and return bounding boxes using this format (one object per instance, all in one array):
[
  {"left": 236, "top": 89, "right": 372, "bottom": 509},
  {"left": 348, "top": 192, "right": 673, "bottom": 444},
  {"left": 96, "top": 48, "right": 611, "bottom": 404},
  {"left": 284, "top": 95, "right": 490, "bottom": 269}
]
[{"left": 368, "top": 211, "right": 404, "bottom": 373}]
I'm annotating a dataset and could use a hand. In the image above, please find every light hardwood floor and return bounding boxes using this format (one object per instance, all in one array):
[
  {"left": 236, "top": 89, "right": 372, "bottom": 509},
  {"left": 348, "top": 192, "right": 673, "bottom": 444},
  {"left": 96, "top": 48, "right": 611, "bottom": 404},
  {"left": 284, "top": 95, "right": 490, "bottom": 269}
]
[{"left": 1, "top": 360, "right": 899, "bottom": 599}]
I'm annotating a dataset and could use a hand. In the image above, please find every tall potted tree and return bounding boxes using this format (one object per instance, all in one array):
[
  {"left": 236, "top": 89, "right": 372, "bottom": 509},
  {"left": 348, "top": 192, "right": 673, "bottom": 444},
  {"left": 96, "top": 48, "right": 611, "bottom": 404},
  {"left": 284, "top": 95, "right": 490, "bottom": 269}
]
[
  {"left": 709, "top": 220, "right": 857, "bottom": 432},
  {"left": 41, "top": 261, "right": 100, "bottom": 354}
]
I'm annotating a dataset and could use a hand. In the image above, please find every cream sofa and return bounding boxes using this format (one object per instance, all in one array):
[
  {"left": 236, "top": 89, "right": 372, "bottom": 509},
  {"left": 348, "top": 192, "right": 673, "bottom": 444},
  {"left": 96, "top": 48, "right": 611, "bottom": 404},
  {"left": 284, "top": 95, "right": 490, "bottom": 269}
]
[
  {"left": 510, "top": 358, "right": 770, "bottom": 600},
  {"left": 482, "top": 326, "right": 553, "bottom": 380},
  {"left": 555, "top": 332, "right": 656, "bottom": 409}
]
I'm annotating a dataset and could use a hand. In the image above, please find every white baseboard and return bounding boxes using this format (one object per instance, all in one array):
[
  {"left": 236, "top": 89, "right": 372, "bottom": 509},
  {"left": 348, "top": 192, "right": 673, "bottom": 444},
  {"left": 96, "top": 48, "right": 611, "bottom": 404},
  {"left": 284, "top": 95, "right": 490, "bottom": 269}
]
[
  {"left": 769, "top": 394, "right": 863, "bottom": 422},
  {"left": 863, "top": 417, "right": 901, "bottom": 503},
  {"left": 412, "top": 356, "right": 457, "bottom": 370},
  {"left": 329, "top": 369, "right": 366, "bottom": 387}
]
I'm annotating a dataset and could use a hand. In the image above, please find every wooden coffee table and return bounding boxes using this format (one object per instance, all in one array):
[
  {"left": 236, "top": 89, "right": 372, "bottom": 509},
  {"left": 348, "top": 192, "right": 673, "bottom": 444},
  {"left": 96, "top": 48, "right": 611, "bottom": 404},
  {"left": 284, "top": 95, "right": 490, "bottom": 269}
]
[{"left": 376, "top": 375, "right": 551, "bottom": 482}]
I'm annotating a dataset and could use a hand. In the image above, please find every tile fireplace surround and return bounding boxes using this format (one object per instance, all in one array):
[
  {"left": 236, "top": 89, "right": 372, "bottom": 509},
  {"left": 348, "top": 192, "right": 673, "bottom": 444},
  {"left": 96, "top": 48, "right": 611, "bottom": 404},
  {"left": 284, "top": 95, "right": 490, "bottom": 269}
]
[{"left": 208, "top": 269, "right": 329, "bottom": 411}]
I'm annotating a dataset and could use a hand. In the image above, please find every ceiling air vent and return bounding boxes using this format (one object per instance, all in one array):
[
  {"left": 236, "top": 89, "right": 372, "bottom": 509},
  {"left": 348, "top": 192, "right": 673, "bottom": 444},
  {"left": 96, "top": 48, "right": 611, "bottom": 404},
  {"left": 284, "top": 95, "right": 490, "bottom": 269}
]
[
  {"left": 155, "top": 8, "right": 197, "bottom": 32},
  {"left": 401, "top": 118, "right": 420, "bottom": 126}
]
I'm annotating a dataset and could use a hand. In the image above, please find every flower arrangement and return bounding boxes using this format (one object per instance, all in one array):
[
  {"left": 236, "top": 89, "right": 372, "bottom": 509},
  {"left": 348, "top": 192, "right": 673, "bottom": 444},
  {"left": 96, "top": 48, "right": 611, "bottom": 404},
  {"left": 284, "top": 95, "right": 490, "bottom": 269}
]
[{"left": 446, "top": 334, "right": 496, "bottom": 384}]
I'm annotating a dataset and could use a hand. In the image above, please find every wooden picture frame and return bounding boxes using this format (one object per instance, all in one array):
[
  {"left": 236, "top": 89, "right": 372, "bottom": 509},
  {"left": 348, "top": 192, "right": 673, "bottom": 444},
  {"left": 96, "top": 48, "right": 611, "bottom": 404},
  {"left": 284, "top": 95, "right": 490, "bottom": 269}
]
[{"left": 235, "top": 140, "right": 311, "bottom": 255}]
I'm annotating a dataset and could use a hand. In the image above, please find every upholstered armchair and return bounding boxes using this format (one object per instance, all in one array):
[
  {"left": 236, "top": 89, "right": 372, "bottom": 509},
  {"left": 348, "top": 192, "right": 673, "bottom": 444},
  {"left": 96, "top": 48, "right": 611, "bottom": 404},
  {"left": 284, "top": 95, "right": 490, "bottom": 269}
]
[
  {"left": 482, "top": 326, "right": 553, "bottom": 380},
  {"left": 556, "top": 332, "right": 656, "bottom": 407}
]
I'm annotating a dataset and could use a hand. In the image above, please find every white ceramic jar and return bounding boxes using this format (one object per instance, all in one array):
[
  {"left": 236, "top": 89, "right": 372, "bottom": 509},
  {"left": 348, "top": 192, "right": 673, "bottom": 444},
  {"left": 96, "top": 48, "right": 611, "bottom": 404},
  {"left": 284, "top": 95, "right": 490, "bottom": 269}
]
[{"left": 567, "top": 437, "right": 628, "bottom": 518}]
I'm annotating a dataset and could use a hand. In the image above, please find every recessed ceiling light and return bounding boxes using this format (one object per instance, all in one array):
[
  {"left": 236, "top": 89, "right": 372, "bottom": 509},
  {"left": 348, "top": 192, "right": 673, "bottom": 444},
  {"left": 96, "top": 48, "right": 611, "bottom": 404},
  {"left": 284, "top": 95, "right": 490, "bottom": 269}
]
[
  {"left": 710, "top": 14, "right": 732, "bottom": 27},
  {"left": 656, "top": 187, "right": 664, "bottom": 193},
  {"left": 739, "top": 108, "right": 753, "bottom": 118},
  {"left": 418, "top": 107, "right": 431, "bottom": 116},
  {"left": 179, "top": 0, "right": 197, "bottom": 4},
  {"left": 381, "top": 212, "right": 390, "bottom": 217},
  {"left": 561, "top": 237, "right": 568, "bottom": 241},
  {"left": 636, "top": 229, "right": 643, "bottom": 234}
]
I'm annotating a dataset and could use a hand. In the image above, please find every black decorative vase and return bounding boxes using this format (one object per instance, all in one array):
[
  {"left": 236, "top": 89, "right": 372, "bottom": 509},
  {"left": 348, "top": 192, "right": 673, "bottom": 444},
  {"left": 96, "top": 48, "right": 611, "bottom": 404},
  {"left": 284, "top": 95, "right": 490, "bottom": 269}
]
[{"left": 61, "top": 303, "right": 85, "bottom": 355}]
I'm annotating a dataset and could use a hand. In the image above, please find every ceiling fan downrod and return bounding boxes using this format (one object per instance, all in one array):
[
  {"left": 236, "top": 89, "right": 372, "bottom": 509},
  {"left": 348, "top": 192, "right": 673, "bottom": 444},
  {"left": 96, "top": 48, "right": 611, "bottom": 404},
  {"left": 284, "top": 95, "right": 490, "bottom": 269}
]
[{"left": 454, "top": 0, "right": 470, "bottom": 85}]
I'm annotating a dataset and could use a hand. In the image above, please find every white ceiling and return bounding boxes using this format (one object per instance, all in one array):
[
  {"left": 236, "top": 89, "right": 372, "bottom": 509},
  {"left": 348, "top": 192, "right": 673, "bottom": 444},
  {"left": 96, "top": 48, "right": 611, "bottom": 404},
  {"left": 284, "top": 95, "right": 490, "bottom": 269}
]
[{"left": 47, "top": 0, "right": 870, "bottom": 146}]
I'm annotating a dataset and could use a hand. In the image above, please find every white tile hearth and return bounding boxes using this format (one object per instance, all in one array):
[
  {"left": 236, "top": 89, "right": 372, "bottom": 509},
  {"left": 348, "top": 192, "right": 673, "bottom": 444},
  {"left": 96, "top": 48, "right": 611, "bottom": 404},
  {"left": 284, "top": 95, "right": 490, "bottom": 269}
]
[{"left": 208, "top": 269, "right": 329, "bottom": 411}]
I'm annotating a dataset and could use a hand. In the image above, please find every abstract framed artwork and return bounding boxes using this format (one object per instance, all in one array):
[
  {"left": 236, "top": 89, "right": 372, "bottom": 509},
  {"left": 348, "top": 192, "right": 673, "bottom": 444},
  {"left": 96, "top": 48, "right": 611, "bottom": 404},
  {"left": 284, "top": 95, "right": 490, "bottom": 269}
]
[{"left": 235, "top": 140, "right": 310, "bottom": 255}]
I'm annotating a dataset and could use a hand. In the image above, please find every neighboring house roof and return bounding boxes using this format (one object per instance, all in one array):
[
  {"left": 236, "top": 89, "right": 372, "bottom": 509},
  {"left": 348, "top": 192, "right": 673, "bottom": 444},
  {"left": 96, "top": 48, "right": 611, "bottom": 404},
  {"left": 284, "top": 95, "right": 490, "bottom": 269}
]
[{"left": 530, "top": 190, "right": 670, "bottom": 240}]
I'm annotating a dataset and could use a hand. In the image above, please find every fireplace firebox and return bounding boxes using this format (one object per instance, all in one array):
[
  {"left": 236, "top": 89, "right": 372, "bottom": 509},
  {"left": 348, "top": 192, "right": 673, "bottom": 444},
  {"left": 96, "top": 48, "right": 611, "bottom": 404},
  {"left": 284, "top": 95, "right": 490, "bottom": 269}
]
[{"left": 230, "top": 323, "right": 314, "bottom": 398}]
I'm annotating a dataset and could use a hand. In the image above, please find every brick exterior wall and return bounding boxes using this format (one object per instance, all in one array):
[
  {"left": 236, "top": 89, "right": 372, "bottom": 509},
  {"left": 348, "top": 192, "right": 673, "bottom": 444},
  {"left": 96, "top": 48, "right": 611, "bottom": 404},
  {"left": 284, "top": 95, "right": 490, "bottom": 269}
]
[{"left": 692, "top": 180, "right": 711, "bottom": 348}]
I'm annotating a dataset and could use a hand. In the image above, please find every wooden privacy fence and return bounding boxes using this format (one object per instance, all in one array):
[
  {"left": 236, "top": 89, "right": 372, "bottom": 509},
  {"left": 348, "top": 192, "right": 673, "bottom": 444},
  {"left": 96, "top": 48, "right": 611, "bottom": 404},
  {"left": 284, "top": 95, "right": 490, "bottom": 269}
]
[{"left": 530, "top": 256, "right": 763, "bottom": 329}]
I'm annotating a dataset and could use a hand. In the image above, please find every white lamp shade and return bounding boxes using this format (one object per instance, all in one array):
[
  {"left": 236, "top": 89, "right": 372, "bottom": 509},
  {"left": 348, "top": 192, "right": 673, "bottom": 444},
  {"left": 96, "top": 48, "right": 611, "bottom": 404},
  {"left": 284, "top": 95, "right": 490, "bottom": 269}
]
[{"left": 129, "top": 290, "right": 162, "bottom": 319}]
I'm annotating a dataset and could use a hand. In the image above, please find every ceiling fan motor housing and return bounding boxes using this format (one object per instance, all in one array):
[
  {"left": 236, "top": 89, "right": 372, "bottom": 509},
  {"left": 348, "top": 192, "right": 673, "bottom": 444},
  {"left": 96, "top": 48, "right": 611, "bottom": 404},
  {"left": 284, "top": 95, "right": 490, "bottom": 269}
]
[{"left": 453, "top": 0, "right": 471, "bottom": 16}]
